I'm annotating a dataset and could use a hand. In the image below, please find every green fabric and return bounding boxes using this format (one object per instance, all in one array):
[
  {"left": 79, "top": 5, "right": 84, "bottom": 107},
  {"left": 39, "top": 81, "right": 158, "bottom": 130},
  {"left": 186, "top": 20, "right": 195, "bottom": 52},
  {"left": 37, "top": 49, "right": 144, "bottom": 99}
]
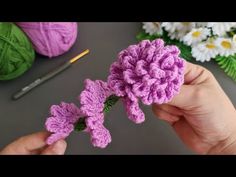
[{"left": 0, "top": 22, "right": 35, "bottom": 80}]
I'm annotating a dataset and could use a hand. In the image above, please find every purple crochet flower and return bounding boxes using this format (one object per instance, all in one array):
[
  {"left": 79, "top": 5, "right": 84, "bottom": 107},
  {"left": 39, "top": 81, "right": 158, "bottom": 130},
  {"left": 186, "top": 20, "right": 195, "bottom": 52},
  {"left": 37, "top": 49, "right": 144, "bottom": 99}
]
[
  {"left": 90, "top": 124, "right": 112, "bottom": 148},
  {"left": 122, "top": 97, "right": 145, "bottom": 124},
  {"left": 45, "top": 102, "right": 81, "bottom": 145},
  {"left": 108, "top": 39, "right": 185, "bottom": 123},
  {"left": 79, "top": 79, "right": 113, "bottom": 148},
  {"left": 43, "top": 39, "right": 185, "bottom": 149}
]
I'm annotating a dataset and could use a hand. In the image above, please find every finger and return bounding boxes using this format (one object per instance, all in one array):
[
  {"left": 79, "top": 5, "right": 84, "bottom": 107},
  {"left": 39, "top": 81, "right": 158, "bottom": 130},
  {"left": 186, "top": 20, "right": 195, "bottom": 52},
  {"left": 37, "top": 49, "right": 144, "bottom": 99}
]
[
  {"left": 0, "top": 131, "right": 49, "bottom": 155},
  {"left": 153, "top": 104, "right": 183, "bottom": 116},
  {"left": 172, "top": 119, "right": 212, "bottom": 154},
  {"left": 152, "top": 105, "right": 180, "bottom": 125},
  {"left": 41, "top": 140, "right": 67, "bottom": 155},
  {"left": 167, "top": 62, "right": 212, "bottom": 108},
  {"left": 168, "top": 85, "right": 197, "bottom": 108},
  {"left": 184, "top": 62, "right": 208, "bottom": 84}
]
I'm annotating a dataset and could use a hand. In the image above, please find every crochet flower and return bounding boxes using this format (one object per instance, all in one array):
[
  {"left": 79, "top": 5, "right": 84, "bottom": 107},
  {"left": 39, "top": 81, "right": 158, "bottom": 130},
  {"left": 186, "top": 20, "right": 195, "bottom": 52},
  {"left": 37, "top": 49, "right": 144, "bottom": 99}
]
[
  {"left": 107, "top": 39, "right": 185, "bottom": 123},
  {"left": 122, "top": 97, "right": 145, "bottom": 124},
  {"left": 45, "top": 102, "right": 81, "bottom": 145},
  {"left": 90, "top": 124, "right": 112, "bottom": 148},
  {"left": 79, "top": 79, "right": 113, "bottom": 148}
]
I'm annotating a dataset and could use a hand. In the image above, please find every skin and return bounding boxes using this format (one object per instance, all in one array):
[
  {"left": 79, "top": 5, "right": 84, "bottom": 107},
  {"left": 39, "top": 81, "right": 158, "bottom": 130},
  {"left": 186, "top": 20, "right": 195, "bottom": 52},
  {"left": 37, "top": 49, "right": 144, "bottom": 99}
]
[
  {"left": 152, "top": 61, "right": 236, "bottom": 154},
  {"left": 0, "top": 132, "right": 66, "bottom": 155}
]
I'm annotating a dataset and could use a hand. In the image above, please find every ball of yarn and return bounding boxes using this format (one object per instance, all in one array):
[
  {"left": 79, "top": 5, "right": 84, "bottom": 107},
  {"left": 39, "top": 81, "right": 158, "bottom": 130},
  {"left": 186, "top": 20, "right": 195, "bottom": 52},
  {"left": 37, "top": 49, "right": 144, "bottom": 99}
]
[
  {"left": 0, "top": 22, "right": 35, "bottom": 81},
  {"left": 16, "top": 22, "right": 78, "bottom": 58}
]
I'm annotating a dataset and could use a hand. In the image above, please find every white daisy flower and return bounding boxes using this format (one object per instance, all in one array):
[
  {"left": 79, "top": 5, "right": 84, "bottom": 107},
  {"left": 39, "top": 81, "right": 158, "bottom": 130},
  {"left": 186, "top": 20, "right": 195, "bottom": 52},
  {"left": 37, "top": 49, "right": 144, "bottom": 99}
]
[
  {"left": 192, "top": 39, "right": 219, "bottom": 62},
  {"left": 161, "top": 22, "right": 178, "bottom": 33},
  {"left": 183, "top": 27, "right": 211, "bottom": 46},
  {"left": 207, "top": 22, "right": 236, "bottom": 36},
  {"left": 233, "top": 34, "right": 236, "bottom": 43},
  {"left": 142, "top": 22, "right": 163, "bottom": 35},
  {"left": 168, "top": 31, "right": 186, "bottom": 40},
  {"left": 195, "top": 22, "right": 208, "bottom": 28},
  {"left": 215, "top": 37, "right": 236, "bottom": 56},
  {"left": 161, "top": 22, "right": 195, "bottom": 40},
  {"left": 175, "top": 22, "right": 196, "bottom": 31}
]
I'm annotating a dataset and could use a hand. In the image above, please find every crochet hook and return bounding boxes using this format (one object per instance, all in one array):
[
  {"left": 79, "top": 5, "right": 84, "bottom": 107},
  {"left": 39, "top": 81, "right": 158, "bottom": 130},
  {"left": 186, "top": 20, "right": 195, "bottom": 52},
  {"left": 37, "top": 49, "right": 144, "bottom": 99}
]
[{"left": 12, "top": 49, "right": 90, "bottom": 100}]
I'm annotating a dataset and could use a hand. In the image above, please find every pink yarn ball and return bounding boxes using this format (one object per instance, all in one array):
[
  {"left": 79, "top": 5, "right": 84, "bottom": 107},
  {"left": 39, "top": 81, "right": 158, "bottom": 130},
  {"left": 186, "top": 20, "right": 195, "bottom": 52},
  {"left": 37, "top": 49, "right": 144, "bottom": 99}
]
[{"left": 16, "top": 22, "right": 78, "bottom": 58}]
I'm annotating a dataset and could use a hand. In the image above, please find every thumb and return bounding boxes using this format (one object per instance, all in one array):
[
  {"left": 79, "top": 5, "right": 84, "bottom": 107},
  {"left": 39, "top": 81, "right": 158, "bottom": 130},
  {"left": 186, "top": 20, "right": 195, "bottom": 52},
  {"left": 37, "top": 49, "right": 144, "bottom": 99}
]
[
  {"left": 168, "top": 84, "right": 198, "bottom": 108},
  {"left": 41, "top": 140, "right": 67, "bottom": 155},
  {"left": 167, "top": 61, "right": 209, "bottom": 108}
]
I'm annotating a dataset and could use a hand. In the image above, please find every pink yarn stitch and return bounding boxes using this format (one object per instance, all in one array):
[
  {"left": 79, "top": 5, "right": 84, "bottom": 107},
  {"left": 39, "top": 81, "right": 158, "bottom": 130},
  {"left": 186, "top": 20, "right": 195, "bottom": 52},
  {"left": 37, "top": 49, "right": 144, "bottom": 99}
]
[
  {"left": 107, "top": 39, "right": 185, "bottom": 123},
  {"left": 90, "top": 124, "right": 112, "bottom": 148},
  {"left": 122, "top": 97, "right": 145, "bottom": 124},
  {"left": 79, "top": 79, "right": 112, "bottom": 148},
  {"left": 45, "top": 102, "right": 81, "bottom": 145}
]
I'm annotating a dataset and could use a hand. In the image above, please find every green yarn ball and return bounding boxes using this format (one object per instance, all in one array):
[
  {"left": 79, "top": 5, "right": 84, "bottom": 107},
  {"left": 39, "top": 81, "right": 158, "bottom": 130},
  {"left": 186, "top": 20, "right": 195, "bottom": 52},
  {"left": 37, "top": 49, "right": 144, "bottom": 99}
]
[{"left": 0, "top": 22, "right": 35, "bottom": 80}]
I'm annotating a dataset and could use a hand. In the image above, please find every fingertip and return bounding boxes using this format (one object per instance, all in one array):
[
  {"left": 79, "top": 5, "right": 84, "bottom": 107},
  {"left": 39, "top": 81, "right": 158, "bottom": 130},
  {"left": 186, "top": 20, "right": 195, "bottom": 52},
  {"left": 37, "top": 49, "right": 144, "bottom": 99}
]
[
  {"left": 42, "top": 140, "right": 67, "bottom": 155},
  {"left": 52, "top": 140, "right": 67, "bottom": 155}
]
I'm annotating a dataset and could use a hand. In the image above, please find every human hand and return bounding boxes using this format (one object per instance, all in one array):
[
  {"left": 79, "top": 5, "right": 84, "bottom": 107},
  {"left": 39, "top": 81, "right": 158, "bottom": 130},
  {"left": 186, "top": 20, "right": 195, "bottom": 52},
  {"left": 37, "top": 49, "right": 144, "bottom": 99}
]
[
  {"left": 152, "top": 61, "right": 236, "bottom": 154},
  {"left": 0, "top": 131, "right": 67, "bottom": 155}
]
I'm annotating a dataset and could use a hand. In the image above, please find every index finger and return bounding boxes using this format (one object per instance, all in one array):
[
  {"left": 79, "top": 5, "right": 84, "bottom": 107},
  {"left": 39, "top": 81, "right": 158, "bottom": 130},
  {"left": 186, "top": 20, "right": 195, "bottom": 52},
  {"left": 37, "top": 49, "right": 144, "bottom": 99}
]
[{"left": 1, "top": 131, "right": 50, "bottom": 154}]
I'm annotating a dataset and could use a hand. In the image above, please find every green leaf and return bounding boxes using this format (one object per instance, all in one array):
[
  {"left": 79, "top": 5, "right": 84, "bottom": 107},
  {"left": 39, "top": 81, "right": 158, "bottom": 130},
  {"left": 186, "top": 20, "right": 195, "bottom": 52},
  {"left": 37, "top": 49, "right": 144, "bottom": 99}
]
[
  {"left": 103, "top": 95, "right": 120, "bottom": 113},
  {"left": 215, "top": 55, "right": 236, "bottom": 81},
  {"left": 74, "top": 117, "right": 86, "bottom": 132},
  {"left": 74, "top": 95, "right": 120, "bottom": 132},
  {"left": 136, "top": 30, "right": 193, "bottom": 61},
  {"left": 136, "top": 31, "right": 161, "bottom": 41}
]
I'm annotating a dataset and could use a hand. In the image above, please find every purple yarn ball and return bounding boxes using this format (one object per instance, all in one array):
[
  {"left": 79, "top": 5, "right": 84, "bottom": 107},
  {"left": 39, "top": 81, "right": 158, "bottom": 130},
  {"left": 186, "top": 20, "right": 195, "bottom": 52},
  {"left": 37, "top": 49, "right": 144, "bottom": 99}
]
[{"left": 16, "top": 22, "right": 78, "bottom": 58}]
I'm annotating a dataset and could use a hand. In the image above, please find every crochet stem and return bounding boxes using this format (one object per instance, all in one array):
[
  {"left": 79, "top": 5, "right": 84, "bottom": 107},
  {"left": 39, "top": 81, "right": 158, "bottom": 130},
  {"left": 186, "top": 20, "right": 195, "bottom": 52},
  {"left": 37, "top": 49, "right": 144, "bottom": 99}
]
[{"left": 74, "top": 95, "right": 120, "bottom": 132}]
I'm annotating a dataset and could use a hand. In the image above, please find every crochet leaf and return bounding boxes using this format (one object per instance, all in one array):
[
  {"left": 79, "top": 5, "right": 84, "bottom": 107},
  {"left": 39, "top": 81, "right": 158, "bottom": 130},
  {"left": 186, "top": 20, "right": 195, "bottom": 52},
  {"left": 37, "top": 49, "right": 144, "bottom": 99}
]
[
  {"left": 74, "top": 95, "right": 120, "bottom": 132},
  {"left": 136, "top": 30, "right": 193, "bottom": 61},
  {"left": 215, "top": 55, "right": 236, "bottom": 81},
  {"left": 74, "top": 117, "right": 86, "bottom": 131},
  {"left": 103, "top": 95, "right": 119, "bottom": 113}
]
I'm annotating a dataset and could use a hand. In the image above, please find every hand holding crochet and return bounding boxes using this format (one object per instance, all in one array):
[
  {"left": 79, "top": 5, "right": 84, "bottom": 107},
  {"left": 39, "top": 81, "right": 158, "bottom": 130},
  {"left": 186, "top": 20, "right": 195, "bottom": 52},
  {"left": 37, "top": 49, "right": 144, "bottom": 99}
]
[
  {"left": 44, "top": 39, "right": 186, "bottom": 148},
  {"left": 152, "top": 62, "right": 236, "bottom": 154},
  {"left": 0, "top": 132, "right": 67, "bottom": 155}
]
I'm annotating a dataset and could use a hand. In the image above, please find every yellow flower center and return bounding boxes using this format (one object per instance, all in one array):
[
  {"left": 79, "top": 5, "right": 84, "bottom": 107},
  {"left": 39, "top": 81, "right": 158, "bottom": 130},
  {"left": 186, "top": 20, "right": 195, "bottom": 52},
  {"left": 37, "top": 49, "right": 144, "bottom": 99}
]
[
  {"left": 221, "top": 41, "right": 232, "bottom": 49},
  {"left": 206, "top": 44, "right": 216, "bottom": 49},
  {"left": 192, "top": 31, "right": 201, "bottom": 38}
]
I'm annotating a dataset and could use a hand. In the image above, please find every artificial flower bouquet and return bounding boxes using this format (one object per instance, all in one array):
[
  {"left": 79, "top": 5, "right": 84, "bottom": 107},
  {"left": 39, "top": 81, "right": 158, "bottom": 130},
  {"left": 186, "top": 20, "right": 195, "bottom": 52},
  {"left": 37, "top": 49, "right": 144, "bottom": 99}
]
[
  {"left": 138, "top": 22, "right": 236, "bottom": 81},
  {"left": 44, "top": 39, "right": 185, "bottom": 148}
]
